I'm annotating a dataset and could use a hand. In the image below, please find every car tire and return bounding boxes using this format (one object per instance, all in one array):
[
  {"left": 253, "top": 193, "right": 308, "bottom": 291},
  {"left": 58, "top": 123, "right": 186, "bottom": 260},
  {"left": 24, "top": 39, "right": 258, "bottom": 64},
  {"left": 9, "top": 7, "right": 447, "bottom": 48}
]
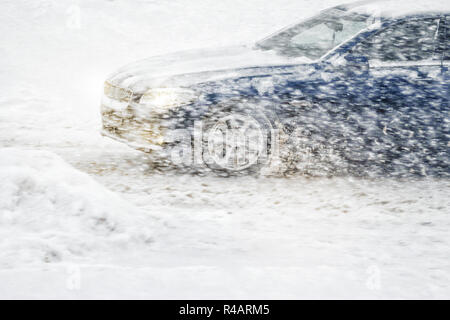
[{"left": 197, "top": 100, "right": 284, "bottom": 176}]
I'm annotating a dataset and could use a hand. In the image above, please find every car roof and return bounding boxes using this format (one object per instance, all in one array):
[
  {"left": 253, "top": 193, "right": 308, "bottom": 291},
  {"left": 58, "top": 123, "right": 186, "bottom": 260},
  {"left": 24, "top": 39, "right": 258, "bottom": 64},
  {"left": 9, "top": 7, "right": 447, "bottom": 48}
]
[{"left": 335, "top": 0, "right": 450, "bottom": 19}]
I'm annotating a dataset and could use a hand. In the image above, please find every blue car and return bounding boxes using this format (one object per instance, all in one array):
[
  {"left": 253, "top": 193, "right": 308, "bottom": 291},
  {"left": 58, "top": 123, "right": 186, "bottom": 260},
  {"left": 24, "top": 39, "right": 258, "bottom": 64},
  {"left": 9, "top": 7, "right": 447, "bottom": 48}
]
[{"left": 101, "top": 0, "right": 449, "bottom": 176}]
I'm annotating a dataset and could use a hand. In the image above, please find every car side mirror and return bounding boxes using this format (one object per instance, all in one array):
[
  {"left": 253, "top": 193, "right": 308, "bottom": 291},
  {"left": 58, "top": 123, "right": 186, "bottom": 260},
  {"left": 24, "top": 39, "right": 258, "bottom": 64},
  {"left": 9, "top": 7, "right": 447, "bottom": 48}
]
[
  {"left": 343, "top": 53, "right": 369, "bottom": 76},
  {"left": 344, "top": 53, "right": 369, "bottom": 67}
]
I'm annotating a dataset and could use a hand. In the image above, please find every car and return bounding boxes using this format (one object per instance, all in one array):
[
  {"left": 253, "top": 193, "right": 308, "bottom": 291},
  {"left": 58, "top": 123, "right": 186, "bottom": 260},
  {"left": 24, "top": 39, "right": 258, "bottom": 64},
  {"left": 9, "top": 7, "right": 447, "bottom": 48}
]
[{"left": 101, "top": 0, "right": 449, "bottom": 177}]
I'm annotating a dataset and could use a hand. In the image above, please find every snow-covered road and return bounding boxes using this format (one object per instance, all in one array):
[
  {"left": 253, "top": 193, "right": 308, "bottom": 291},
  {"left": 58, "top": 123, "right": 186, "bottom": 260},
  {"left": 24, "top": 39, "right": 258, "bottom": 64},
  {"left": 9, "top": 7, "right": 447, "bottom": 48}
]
[{"left": 0, "top": 0, "right": 449, "bottom": 299}]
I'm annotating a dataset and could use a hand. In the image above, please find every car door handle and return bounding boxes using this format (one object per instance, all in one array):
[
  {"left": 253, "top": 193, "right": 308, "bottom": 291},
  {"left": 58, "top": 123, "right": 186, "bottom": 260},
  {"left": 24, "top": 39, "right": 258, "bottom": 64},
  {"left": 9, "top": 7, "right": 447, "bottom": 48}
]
[{"left": 413, "top": 77, "right": 434, "bottom": 83}]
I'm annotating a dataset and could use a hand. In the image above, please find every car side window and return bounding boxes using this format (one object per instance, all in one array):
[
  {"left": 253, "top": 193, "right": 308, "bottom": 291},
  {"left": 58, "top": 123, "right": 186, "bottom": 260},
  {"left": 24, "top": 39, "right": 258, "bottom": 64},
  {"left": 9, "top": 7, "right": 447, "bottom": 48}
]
[{"left": 353, "top": 18, "right": 441, "bottom": 62}]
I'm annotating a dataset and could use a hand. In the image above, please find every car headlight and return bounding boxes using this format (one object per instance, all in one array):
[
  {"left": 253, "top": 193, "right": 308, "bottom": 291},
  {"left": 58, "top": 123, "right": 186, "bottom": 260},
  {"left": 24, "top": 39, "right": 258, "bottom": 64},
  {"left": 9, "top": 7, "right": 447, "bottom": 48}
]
[
  {"left": 104, "top": 81, "right": 133, "bottom": 103},
  {"left": 139, "top": 88, "right": 196, "bottom": 112}
]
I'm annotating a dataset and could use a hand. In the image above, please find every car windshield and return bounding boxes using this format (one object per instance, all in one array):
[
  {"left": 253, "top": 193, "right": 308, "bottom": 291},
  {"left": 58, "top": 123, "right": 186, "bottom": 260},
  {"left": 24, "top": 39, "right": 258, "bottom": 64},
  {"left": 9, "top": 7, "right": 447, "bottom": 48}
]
[{"left": 256, "top": 9, "right": 374, "bottom": 59}]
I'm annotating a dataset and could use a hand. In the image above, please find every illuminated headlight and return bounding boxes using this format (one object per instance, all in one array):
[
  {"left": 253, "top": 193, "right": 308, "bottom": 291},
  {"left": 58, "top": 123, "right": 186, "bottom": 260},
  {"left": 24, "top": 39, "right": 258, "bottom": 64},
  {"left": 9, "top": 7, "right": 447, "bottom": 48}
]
[
  {"left": 104, "top": 81, "right": 133, "bottom": 103},
  {"left": 139, "top": 88, "right": 197, "bottom": 112}
]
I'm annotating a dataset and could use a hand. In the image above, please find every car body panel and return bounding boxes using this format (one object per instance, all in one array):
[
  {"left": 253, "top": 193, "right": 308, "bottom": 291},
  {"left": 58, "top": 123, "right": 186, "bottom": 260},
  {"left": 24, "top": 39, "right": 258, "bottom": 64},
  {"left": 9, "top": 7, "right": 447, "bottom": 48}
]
[
  {"left": 101, "top": 0, "right": 450, "bottom": 176},
  {"left": 107, "top": 45, "right": 312, "bottom": 94}
]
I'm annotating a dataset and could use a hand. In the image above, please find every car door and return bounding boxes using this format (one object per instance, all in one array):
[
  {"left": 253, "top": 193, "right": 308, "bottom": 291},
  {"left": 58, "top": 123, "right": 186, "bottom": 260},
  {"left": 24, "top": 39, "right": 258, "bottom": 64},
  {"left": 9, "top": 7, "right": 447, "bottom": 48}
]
[
  {"left": 441, "top": 16, "right": 450, "bottom": 102},
  {"left": 436, "top": 15, "right": 450, "bottom": 176},
  {"left": 346, "top": 17, "right": 447, "bottom": 175},
  {"left": 357, "top": 17, "right": 443, "bottom": 104}
]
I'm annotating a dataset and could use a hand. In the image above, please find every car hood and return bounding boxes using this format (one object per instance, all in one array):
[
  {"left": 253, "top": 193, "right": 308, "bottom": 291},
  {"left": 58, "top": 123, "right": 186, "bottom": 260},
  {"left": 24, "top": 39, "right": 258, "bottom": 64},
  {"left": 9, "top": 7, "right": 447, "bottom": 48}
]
[{"left": 107, "top": 45, "right": 312, "bottom": 94}]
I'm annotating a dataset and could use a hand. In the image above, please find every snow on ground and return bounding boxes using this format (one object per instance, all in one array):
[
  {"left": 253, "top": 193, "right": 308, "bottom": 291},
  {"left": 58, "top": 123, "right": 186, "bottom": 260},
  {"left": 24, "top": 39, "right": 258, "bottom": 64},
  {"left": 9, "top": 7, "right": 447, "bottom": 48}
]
[
  {"left": 0, "top": 148, "right": 158, "bottom": 269},
  {"left": 0, "top": 0, "right": 449, "bottom": 299}
]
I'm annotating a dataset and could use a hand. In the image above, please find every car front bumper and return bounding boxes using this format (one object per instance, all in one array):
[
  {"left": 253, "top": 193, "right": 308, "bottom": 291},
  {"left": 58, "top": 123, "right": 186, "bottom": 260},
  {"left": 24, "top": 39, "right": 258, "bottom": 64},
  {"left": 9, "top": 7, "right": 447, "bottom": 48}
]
[{"left": 101, "top": 93, "right": 166, "bottom": 152}]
